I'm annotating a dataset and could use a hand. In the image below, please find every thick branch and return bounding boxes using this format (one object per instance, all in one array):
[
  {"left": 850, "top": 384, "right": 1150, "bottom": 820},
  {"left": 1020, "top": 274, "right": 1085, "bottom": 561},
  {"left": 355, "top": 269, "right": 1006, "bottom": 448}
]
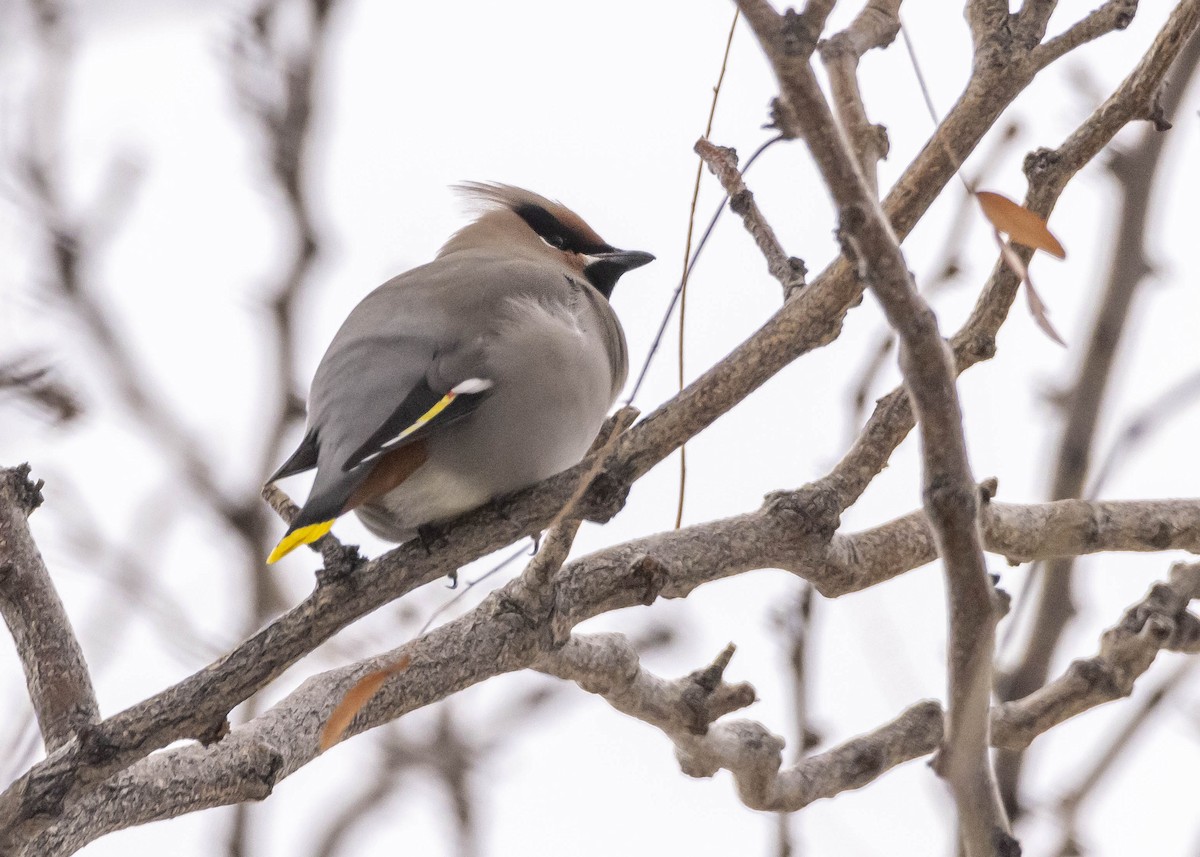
[
  {"left": 736, "top": 2, "right": 1005, "bottom": 849},
  {"left": 0, "top": 466, "right": 98, "bottom": 754},
  {"left": 818, "top": 0, "right": 901, "bottom": 194},
  {"left": 25, "top": 544, "right": 1200, "bottom": 853}
]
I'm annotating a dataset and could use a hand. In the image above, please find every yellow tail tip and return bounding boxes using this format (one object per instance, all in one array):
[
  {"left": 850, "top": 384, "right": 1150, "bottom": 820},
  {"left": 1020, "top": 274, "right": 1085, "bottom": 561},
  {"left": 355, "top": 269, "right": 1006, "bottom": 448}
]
[{"left": 267, "top": 519, "right": 335, "bottom": 564}]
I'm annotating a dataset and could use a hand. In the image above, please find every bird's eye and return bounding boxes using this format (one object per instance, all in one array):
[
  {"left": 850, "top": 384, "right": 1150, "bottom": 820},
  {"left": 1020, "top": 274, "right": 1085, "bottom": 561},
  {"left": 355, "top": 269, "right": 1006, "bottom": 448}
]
[{"left": 542, "top": 233, "right": 567, "bottom": 250}]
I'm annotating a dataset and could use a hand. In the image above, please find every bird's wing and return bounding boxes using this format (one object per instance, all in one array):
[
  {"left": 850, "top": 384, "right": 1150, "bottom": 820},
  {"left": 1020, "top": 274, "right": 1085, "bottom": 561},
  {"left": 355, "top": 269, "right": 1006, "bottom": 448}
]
[
  {"left": 340, "top": 373, "right": 492, "bottom": 472},
  {"left": 265, "top": 331, "right": 492, "bottom": 564}
]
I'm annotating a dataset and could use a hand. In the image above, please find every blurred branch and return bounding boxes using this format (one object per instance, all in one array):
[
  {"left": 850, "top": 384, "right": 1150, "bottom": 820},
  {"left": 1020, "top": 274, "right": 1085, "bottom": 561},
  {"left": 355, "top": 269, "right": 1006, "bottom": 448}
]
[
  {"left": 845, "top": 122, "right": 1021, "bottom": 437},
  {"left": 772, "top": 584, "right": 816, "bottom": 857},
  {"left": 224, "top": 4, "right": 344, "bottom": 852},
  {"left": 1087, "top": 368, "right": 1200, "bottom": 498},
  {"left": 232, "top": 0, "right": 335, "bottom": 486},
  {"left": 0, "top": 358, "right": 81, "bottom": 425},
  {"left": 310, "top": 709, "right": 479, "bottom": 857},
  {"left": 1051, "top": 659, "right": 1197, "bottom": 856}
]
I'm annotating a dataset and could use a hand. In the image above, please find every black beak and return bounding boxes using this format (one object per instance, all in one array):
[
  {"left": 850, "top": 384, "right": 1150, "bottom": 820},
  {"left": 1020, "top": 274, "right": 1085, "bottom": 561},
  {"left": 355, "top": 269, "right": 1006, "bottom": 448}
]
[{"left": 583, "top": 248, "right": 655, "bottom": 298}]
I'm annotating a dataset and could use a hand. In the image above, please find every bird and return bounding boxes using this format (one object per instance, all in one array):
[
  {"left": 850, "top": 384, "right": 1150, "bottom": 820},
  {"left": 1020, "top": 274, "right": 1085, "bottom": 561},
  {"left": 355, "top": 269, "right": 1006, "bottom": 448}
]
[{"left": 265, "top": 183, "right": 654, "bottom": 563}]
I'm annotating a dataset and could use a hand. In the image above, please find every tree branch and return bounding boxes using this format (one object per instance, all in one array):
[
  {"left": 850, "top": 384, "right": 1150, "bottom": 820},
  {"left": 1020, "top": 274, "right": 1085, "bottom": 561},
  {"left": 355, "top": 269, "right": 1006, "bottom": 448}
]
[
  {"left": 996, "top": 13, "right": 1200, "bottom": 816},
  {"left": 817, "top": 0, "right": 901, "bottom": 194},
  {"left": 992, "top": 561, "right": 1200, "bottom": 750},
  {"left": 20, "top": 518, "right": 1200, "bottom": 853},
  {"left": 0, "top": 466, "right": 98, "bottom": 754},
  {"left": 693, "top": 139, "right": 807, "bottom": 299},
  {"left": 734, "top": 2, "right": 1006, "bottom": 849}
]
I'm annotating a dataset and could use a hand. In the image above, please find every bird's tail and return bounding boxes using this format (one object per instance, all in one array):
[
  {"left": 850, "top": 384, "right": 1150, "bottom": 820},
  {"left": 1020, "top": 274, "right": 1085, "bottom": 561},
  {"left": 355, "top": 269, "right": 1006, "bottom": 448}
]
[{"left": 267, "top": 519, "right": 335, "bottom": 564}]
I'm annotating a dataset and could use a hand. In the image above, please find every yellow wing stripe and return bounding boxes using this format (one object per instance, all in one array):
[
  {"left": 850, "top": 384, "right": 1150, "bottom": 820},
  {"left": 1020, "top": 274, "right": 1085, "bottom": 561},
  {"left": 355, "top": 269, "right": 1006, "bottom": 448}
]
[
  {"left": 390, "top": 391, "right": 457, "bottom": 445},
  {"left": 267, "top": 519, "right": 335, "bottom": 564}
]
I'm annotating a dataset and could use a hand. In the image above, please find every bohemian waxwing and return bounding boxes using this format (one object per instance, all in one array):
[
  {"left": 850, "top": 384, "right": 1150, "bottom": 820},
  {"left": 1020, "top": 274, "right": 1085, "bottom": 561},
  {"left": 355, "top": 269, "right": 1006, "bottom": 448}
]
[{"left": 265, "top": 183, "right": 654, "bottom": 563}]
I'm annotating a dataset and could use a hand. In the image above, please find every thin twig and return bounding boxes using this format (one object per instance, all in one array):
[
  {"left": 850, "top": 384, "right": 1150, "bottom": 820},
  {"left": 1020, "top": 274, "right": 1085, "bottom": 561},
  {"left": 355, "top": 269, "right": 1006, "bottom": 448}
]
[{"left": 676, "top": 8, "right": 740, "bottom": 531}]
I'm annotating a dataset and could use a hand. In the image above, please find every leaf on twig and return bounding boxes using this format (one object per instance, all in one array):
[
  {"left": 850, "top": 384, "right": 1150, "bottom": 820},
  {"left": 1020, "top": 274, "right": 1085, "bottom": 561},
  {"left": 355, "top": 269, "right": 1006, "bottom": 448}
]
[
  {"left": 976, "top": 190, "right": 1066, "bottom": 259},
  {"left": 994, "top": 232, "right": 1067, "bottom": 347},
  {"left": 319, "top": 653, "right": 412, "bottom": 752}
]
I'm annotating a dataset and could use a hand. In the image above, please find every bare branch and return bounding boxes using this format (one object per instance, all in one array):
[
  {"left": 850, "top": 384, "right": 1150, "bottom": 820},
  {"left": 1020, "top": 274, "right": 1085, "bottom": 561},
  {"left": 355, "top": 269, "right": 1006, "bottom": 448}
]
[
  {"left": 993, "top": 561, "right": 1200, "bottom": 750},
  {"left": 693, "top": 139, "right": 807, "bottom": 299},
  {"left": 0, "top": 466, "right": 98, "bottom": 753},
  {"left": 734, "top": 3, "right": 1007, "bottom": 848},
  {"left": 818, "top": 0, "right": 901, "bottom": 194},
  {"left": 1088, "top": 368, "right": 1200, "bottom": 497},
  {"left": 23, "top": 541, "right": 1200, "bottom": 855},
  {"left": 4, "top": 1, "right": 1199, "bottom": 852},
  {"left": 824, "top": 3, "right": 1200, "bottom": 510},
  {"left": 0, "top": 358, "right": 81, "bottom": 425},
  {"left": 536, "top": 634, "right": 757, "bottom": 738},
  {"left": 539, "top": 632, "right": 939, "bottom": 811},
  {"left": 1031, "top": 0, "right": 1139, "bottom": 70}
]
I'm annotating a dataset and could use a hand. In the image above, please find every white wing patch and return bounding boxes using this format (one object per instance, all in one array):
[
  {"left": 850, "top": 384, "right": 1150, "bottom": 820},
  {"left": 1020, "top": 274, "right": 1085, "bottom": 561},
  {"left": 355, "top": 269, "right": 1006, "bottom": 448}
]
[{"left": 451, "top": 378, "right": 494, "bottom": 395}]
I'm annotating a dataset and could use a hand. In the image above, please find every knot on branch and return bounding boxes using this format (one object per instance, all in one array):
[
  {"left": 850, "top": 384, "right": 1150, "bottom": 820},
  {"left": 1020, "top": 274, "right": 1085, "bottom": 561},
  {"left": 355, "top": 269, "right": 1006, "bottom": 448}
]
[
  {"left": 994, "top": 830, "right": 1023, "bottom": 857},
  {"left": 75, "top": 722, "right": 122, "bottom": 768},
  {"left": 628, "top": 554, "right": 670, "bottom": 606},
  {"left": 1144, "top": 88, "right": 1172, "bottom": 132},
  {"left": 768, "top": 97, "right": 802, "bottom": 139},
  {"left": 196, "top": 717, "right": 231, "bottom": 748},
  {"left": 317, "top": 541, "right": 366, "bottom": 584},
  {"left": 576, "top": 470, "right": 632, "bottom": 524},
  {"left": 2, "top": 464, "right": 45, "bottom": 514},
  {"left": 979, "top": 477, "right": 999, "bottom": 503},
  {"left": 679, "top": 644, "right": 758, "bottom": 735},
  {"left": 835, "top": 204, "right": 872, "bottom": 279},
  {"left": 676, "top": 719, "right": 784, "bottom": 781},
  {"left": 1022, "top": 147, "right": 1062, "bottom": 183},
  {"left": 765, "top": 485, "right": 841, "bottom": 547},
  {"left": 923, "top": 477, "right": 980, "bottom": 526},
  {"left": 1112, "top": 0, "right": 1136, "bottom": 30},
  {"left": 493, "top": 588, "right": 552, "bottom": 636},
  {"left": 781, "top": 8, "right": 820, "bottom": 58},
  {"left": 241, "top": 742, "right": 286, "bottom": 801},
  {"left": 783, "top": 256, "right": 809, "bottom": 300},
  {"left": 955, "top": 328, "right": 997, "bottom": 365}
]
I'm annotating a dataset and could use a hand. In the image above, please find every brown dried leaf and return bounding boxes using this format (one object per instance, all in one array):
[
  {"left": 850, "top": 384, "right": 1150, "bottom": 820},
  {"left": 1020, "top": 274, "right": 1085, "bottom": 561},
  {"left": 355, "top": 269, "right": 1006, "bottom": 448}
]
[
  {"left": 319, "top": 653, "right": 412, "bottom": 752},
  {"left": 976, "top": 191, "right": 1066, "bottom": 259}
]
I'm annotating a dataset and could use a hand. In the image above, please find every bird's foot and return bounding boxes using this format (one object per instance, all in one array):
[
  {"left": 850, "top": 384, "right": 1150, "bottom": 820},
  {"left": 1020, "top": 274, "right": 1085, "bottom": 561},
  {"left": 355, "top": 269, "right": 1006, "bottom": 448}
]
[{"left": 415, "top": 521, "right": 451, "bottom": 556}]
